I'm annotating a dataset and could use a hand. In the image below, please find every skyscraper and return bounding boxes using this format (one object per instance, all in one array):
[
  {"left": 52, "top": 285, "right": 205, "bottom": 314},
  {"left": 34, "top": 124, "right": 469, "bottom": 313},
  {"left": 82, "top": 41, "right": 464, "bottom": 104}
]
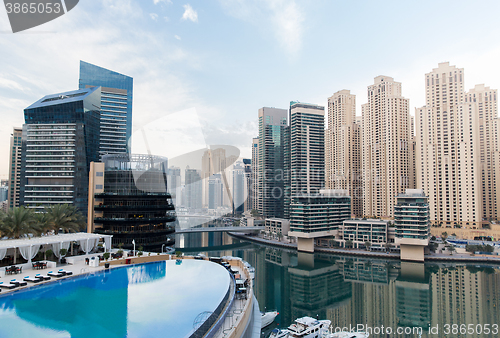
[
  {"left": 362, "top": 76, "right": 413, "bottom": 218},
  {"left": 325, "top": 90, "right": 362, "bottom": 216},
  {"left": 20, "top": 87, "right": 101, "bottom": 212},
  {"left": 208, "top": 173, "right": 223, "bottom": 210},
  {"left": 8, "top": 127, "right": 22, "bottom": 209},
  {"left": 167, "top": 166, "right": 182, "bottom": 207},
  {"left": 251, "top": 137, "right": 259, "bottom": 212},
  {"left": 184, "top": 166, "right": 202, "bottom": 210},
  {"left": 289, "top": 102, "right": 325, "bottom": 198},
  {"left": 258, "top": 107, "right": 288, "bottom": 218},
  {"left": 79, "top": 61, "right": 133, "bottom": 157},
  {"left": 416, "top": 62, "right": 499, "bottom": 234}
]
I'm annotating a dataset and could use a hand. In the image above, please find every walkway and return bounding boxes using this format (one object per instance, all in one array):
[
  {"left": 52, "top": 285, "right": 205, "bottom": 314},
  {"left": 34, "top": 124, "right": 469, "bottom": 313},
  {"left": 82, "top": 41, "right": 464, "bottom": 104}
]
[{"left": 176, "top": 226, "right": 264, "bottom": 234}]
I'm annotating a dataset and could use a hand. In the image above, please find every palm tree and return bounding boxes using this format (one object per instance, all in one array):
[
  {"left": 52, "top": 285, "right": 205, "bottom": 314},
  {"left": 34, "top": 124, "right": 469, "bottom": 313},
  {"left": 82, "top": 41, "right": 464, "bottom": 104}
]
[
  {"left": 43, "top": 204, "right": 86, "bottom": 234},
  {"left": 0, "top": 206, "right": 39, "bottom": 238}
]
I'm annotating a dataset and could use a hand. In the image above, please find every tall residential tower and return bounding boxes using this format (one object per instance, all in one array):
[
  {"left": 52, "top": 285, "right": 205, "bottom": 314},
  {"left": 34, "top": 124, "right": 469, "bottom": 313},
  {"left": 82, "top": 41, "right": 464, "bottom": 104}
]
[
  {"left": 325, "top": 90, "right": 362, "bottom": 216},
  {"left": 362, "top": 76, "right": 413, "bottom": 218}
]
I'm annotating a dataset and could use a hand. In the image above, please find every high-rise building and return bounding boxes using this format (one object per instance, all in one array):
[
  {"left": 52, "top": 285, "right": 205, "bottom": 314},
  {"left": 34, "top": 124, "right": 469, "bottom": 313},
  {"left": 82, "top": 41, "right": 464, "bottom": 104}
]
[
  {"left": 289, "top": 102, "right": 325, "bottom": 198},
  {"left": 167, "top": 166, "right": 182, "bottom": 207},
  {"left": 251, "top": 137, "right": 259, "bottom": 212},
  {"left": 88, "top": 154, "right": 176, "bottom": 251},
  {"left": 20, "top": 87, "right": 101, "bottom": 212},
  {"left": 208, "top": 174, "right": 223, "bottom": 210},
  {"left": 242, "top": 158, "right": 252, "bottom": 212},
  {"left": 201, "top": 148, "right": 235, "bottom": 208},
  {"left": 184, "top": 166, "right": 202, "bottom": 210},
  {"left": 362, "top": 76, "right": 413, "bottom": 218},
  {"left": 416, "top": 62, "right": 499, "bottom": 235},
  {"left": 258, "top": 107, "right": 288, "bottom": 218},
  {"left": 394, "top": 189, "right": 430, "bottom": 262},
  {"left": 8, "top": 127, "right": 22, "bottom": 208},
  {"left": 79, "top": 61, "right": 133, "bottom": 157},
  {"left": 326, "top": 90, "right": 362, "bottom": 216},
  {"left": 231, "top": 161, "right": 246, "bottom": 214}
]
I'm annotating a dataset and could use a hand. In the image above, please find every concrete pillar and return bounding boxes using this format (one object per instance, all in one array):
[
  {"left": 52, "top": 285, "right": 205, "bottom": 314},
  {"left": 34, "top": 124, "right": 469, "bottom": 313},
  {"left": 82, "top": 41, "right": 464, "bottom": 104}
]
[
  {"left": 400, "top": 244, "right": 425, "bottom": 262},
  {"left": 297, "top": 237, "right": 314, "bottom": 252}
]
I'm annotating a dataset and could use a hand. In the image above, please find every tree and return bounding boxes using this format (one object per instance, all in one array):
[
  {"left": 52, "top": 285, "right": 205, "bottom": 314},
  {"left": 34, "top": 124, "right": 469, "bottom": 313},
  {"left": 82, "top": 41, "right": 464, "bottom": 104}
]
[
  {"left": 345, "top": 240, "right": 353, "bottom": 249},
  {"left": 384, "top": 243, "right": 392, "bottom": 252},
  {"left": 428, "top": 242, "right": 438, "bottom": 253},
  {"left": 364, "top": 241, "right": 371, "bottom": 251},
  {"left": 43, "top": 204, "right": 86, "bottom": 234},
  {"left": 441, "top": 232, "right": 448, "bottom": 242},
  {"left": 250, "top": 209, "right": 260, "bottom": 218},
  {"left": 447, "top": 245, "right": 455, "bottom": 255},
  {"left": 0, "top": 206, "right": 40, "bottom": 238}
]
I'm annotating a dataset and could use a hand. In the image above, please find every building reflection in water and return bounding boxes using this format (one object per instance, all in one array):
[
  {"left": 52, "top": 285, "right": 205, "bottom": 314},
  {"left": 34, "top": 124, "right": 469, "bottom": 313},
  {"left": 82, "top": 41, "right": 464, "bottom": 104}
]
[{"left": 177, "top": 232, "right": 500, "bottom": 338}]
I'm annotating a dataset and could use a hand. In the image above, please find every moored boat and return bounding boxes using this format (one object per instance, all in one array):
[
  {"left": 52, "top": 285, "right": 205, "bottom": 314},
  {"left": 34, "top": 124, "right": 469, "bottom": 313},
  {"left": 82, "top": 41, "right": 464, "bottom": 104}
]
[
  {"left": 269, "top": 316, "right": 331, "bottom": 338},
  {"left": 261, "top": 311, "right": 279, "bottom": 328}
]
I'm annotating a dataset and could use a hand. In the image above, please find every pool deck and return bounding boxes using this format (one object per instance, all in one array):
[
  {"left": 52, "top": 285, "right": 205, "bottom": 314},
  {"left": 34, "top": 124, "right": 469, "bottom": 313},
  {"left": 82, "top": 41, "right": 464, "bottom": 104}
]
[{"left": 0, "top": 257, "right": 106, "bottom": 295}]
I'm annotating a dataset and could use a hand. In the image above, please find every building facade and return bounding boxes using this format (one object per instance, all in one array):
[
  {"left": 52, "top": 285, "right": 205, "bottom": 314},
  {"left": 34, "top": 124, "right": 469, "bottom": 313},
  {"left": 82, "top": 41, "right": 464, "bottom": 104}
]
[
  {"left": 326, "top": 90, "right": 362, "bottom": 216},
  {"left": 167, "top": 166, "right": 181, "bottom": 207},
  {"left": 251, "top": 137, "right": 259, "bottom": 212},
  {"left": 8, "top": 127, "right": 22, "bottom": 209},
  {"left": 289, "top": 102, "right": 325, "bottom": 198},
  {"left": 288, "top": 189, "right": 351, "bottom": 252},
  {"left": 79, "top": 61, "right": 133, "bottom": 157},
  {"left": 394, "top": 189, "right": 430, "bottom": 262},
  {"left": 362, "top": 76, "right": 413, "bottom": 218},
  {"left": 257, "top": 107, "right": 288, "bottom": 218},
  {"left": 88, "top": 154, "right": 176, "bottom": 251},
  {"left": 20, "top": 87, "right": 101, "bottom": 212},
  {"left": 416, "top": 62, "right": 500, "bottom": 236},
  {"left": 185, "top": 166, "right": 202, "bottom": 211},
  {"left": 340, "top": 219, "right": 390, "bottom": 250}
]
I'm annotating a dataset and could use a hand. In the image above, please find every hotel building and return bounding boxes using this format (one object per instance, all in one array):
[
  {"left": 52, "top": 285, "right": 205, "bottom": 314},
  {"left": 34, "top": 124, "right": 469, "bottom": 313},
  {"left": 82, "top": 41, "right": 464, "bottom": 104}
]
[{"left": 20, "top": 87, "right": 101, "bottom": 212}]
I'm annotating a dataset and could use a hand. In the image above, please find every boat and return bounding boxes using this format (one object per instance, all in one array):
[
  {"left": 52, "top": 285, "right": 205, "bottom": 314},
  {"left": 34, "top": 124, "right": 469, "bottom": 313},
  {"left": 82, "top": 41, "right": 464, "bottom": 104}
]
[
  {"left": 261, "top": 311, "right": 278, "bottom": 328},
  {"left": 269, "top": 316, "right": 331, "bottom": 338},
  {"left": 326, "top": 332, "right": 369, "bottom": 338},
  {"left": 244, "top": 261, "right": 255, "bottom": 279}
]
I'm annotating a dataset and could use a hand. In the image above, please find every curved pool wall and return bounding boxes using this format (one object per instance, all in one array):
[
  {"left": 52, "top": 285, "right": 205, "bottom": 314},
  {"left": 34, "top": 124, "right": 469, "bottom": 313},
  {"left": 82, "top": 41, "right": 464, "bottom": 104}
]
[{"left": 0, "top": 260, "right": 231, "bottom": 338}]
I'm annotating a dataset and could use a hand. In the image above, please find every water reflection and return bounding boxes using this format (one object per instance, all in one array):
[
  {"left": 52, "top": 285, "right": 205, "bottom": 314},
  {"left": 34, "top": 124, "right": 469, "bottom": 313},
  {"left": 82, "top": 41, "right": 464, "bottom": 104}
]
[{"left": 180, "top": 232, "right": 500, "bottom": 338}]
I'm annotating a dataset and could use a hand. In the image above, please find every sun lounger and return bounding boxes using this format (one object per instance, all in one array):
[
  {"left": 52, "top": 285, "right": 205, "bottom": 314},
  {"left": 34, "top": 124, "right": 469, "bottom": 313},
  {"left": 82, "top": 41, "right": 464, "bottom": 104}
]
[
  {"left": 10, "top": 279, "right": 28, "bottom": 287},
  {"left": 23, "top": 276, "right": 41, "bottom": 283},
  {"left": 35, "top": 274, "right": 51, "bottom": 281},
  {"left": 48, "top": 271, "right": 64, "bottom": 277},
  {"left": 58, "top": 269, "right": 73, "bottom": 276},
  {"left": 0, "top": 282, "right": 17, "bottom": 289}
]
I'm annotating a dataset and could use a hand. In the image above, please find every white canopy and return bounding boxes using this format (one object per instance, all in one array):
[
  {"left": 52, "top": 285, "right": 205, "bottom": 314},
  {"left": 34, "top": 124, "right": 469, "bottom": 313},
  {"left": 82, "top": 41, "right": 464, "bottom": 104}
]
[{"left": 0, "top": 233, "right": 113, "bottom": 258}]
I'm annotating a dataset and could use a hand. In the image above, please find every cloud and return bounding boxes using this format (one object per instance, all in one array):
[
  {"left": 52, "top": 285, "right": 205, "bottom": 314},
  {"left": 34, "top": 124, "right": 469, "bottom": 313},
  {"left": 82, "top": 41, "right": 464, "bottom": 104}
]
[
  {"left": 153, "top": 0, "right": 172, "bottom": 4},
  {"left": 174, "top": 35, "right": 181, "bottom": 40},
  {"left": 219, "top": 0, "right": 304, "bottom": 58},
  {"left": 182, "top": 4, "right": 198, "bottom": 22},
  {"left": 150, "top": 13, "right": 159, "bottom": 20}
]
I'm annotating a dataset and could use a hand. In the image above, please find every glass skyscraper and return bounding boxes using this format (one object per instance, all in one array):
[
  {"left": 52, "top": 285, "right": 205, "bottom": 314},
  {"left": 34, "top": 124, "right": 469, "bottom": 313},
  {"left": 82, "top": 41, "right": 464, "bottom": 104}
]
[
  {"left": 79, "top": 61, "right": 133, "bottom": 156},
  {"left": 20, "top": 87, "right": 101, "bottom": 212}
]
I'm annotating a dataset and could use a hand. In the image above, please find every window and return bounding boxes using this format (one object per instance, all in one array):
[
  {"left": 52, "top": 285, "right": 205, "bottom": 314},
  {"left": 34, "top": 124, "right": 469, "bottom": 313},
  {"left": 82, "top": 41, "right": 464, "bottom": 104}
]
[
  {"left": 96, "top": 172, "right": 104, "bottom": 177},
  {"left": 96, "top": 184, "right": 103, "bottom": 190}
]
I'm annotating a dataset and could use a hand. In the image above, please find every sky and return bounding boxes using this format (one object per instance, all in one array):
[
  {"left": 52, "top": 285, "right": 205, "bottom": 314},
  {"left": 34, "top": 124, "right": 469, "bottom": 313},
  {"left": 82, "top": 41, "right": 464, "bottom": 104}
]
[{"left": 1, "top": 0, "right": 500, "bottom": 179}]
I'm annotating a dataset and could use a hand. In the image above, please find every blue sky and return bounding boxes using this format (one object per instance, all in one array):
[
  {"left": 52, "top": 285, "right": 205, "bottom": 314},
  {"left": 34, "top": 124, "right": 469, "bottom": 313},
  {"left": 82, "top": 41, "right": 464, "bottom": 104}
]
[{"left": 1, "top": 0, "right": 500, "bottom": 177}]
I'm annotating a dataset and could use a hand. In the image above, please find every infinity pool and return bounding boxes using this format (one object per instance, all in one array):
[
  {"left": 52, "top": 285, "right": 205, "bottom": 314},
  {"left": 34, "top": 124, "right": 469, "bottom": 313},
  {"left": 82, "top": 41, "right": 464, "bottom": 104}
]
[{"left": 0, "top": 259, "right": 231, "bottom": 338}]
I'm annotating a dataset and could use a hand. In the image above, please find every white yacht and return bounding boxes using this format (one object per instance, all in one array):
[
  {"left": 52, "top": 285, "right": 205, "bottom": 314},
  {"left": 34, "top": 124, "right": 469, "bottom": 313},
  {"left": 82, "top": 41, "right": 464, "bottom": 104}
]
[
  {"left": 269, "top": 317, "right": 331, "bottom": 338},
  {"left": 261, "top": 311, "right": 279, "bottom": 328}
]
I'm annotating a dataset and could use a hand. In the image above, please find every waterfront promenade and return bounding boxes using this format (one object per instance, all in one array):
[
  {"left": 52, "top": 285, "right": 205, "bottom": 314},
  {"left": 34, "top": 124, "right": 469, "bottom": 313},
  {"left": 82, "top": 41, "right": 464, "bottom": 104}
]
[{"left": 229, "top": 233, "right": 500, "bottom": 264}]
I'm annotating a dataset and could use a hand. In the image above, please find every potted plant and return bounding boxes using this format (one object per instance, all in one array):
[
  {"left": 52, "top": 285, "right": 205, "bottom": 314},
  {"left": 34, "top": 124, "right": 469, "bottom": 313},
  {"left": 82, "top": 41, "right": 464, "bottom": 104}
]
[
  {"left": 137, "top": 251, "right": 143, "bottom": 257},
  {"left": 103, "top": 252, "right": 110, "bottom": 261},
  {"left": 59, "top": 248, "right": 68, "bottom": 263},
  {"left": 45, "top": 249, "right": 53, "bottom": 261}
]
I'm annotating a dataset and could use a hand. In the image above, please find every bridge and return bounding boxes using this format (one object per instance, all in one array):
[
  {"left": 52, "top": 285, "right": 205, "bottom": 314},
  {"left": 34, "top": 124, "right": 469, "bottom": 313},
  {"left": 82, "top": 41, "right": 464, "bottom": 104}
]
[{"left": 175, "top": 226, "right": 264, "bottom": 234}]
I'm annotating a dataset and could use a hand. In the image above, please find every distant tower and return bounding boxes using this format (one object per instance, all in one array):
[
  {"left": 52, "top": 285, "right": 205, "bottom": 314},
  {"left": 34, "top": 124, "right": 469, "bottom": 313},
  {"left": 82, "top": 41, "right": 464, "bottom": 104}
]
[
  {"left": 8, "top": 127, "right": 22, "bottom": 208},
  {"left": 258, "top": 107, "right": 288, "bottom": 218},
  {"left": 251, "top": 137, "right": 259, "bottom": 212},
  {"left": 362, "top": 76, "right": 413, "bottom": 218},
  {"left": 326, "top": 90, "right": 362, "bottom": 216},
  {"left": 79, "top": 61, "right": 133, "bottom": 157},
  {"left": 184, "top": 166, "right": 202, "bottom": 211}
]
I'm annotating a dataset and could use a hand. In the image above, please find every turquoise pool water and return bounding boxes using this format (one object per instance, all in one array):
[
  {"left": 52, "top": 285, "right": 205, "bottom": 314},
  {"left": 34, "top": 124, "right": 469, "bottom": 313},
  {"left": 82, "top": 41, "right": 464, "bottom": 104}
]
[{"left": 0, "top": 260, "right": 230, "bottom": 338}]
